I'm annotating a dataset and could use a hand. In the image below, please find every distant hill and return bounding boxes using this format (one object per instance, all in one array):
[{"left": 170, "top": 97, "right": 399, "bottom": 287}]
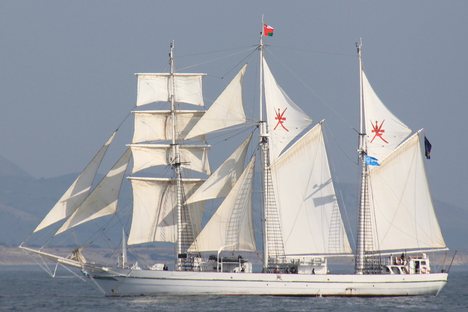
[
  {"left": 434, "top": 199, "right": 467, "bottom": 251},
  {"left": 0, "top": 154, "right": 466, "bottom": 252},
  {"left": 0, "top": 155, "right": 32, "bottom": 178},
  {"left": 0, "top": 172, "right": 75, "bottom": 245},
  {"left": 0, "top": 154, "right": 95, "bottom": 245}
]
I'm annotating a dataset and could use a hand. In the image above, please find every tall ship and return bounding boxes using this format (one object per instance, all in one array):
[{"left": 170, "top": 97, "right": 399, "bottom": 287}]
[{"left": 21, "top": 23, "right": 449, "bottom": 296}]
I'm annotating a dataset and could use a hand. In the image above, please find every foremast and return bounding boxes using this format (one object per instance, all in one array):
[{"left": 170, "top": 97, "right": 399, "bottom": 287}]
[{"left": 168, "top": 42, "right": 197, "bottom": 270}]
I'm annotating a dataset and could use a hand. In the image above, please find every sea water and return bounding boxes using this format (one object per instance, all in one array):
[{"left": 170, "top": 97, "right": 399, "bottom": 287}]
[{"left": 0, "top": 265, "right": 467, "bottom": 312}]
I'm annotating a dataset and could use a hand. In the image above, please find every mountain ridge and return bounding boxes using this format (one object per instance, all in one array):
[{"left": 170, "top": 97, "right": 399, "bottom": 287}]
[
  {"left": 0, "top": 155, "right": 32, "bottom": 178},
  {"left": 0, "top": 154, "right": 466, "bottom": 250}
]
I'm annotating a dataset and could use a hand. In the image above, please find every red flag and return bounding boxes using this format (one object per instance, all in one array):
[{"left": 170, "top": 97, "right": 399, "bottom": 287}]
[{"left": 263, "top": 24, "right": 274, "bottom": 36}]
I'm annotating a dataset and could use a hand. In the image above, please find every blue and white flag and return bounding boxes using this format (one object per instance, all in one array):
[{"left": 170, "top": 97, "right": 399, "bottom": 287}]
[{"left": 364, "top": 155, "right": 380, "bottom": 166}]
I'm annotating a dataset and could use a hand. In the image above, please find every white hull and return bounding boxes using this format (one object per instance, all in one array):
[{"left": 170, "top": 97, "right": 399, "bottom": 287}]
[{"left": 90, "top": 269, "right": 447, "bottom": 297}]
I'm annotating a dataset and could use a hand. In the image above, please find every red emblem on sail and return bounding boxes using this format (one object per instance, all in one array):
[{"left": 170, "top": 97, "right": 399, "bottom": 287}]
[
  {"left": 274, "top": 108, "right": 289, "bottom": 131},
  {"left": 370, "top": 120, "right": 388, "bottom": 143}
]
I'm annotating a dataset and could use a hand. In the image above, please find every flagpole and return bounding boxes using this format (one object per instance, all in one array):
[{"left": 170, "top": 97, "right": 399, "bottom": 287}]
[{"left": 259, "top": 14, "right": 264, "bottom": 123}]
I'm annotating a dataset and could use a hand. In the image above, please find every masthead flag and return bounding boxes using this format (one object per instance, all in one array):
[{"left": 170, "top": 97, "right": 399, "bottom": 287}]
[
  {"left": 263, "top": 24, "right": 274, "bottom": 36},
  {"left": 424, "top": 136, "right": 432, "bottom": 159}
]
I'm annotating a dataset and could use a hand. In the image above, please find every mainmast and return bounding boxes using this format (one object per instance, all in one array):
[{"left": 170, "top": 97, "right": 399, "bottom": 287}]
[
  {"left": 355, "top": 39, "right": 368, "bottom": 274},
  {"left": 259, "top": 16, "right": 270, "bottom": 271}
]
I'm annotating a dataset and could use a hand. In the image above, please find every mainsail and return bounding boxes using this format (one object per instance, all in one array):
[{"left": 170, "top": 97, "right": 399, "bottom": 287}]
[
  {"left": 129, "top": 143, "right": 211, "bottom": 175},
  {"left": 271, "top": 123, "right": 352, "bottom": 256},
  {"left": 127, "top": 177, "right": 205, "bottom": 245},
  {"left": 367, "top": 132, "right": 446, "bottom": 252}
]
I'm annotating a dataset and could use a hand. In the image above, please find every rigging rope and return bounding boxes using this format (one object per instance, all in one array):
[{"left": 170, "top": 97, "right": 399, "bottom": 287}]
[
  {"left": 207, "top": 124, "right": 257, "bottom": 147},
  {"left": 272, "top": 44, "right": 354, "bottom": 57},
  {"left": 264, "top": 48, "right": 356, "bottom": 131},
  {"left": 178, "top": 45, "right": 257, "bottom": 58},
  {"left": 214, "top": 47, "right": 258, "bottom": 80},
  {"left": 178, "top": 46, "right": 257, "bottom": 74}
]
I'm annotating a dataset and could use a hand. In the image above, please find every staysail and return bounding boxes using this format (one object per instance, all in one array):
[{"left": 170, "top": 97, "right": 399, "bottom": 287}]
[
  {"left": 188, "top": 156, "right": 256, "bottom": 253},
  {"left": 185, "top": 133, "right": 252, "bottom": 204},
  {"left": 271, "top": 123, "right": 352, "bottom": 256},
  {"left": 185, "top": 65, "right": 248, "bottom": 139},
  {"left": 34, "top": 132, "right": 116, "bottom": 232},
  {"left": 362, "top": 71, "right": 411, "bottom": 162},
  {"left": 55, "top": 148, "right": 132, "bottom": 234},
  {"left": 263, "top": 58, "right": 312, "bottom": 161}
]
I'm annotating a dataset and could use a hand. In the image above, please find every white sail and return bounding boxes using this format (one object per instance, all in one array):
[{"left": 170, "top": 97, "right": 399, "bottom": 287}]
[
  {"left": 132, "top": 110, "right": 205, "bottom": 143},
  {"left": 34, "top": 132, "right": 116, "bottom": 232},
  {"left": 362, "top": 71, "right": 412, "bottom": 162},
  {"left": 56, "top": 148, "right": 132, "bottom": 235},
  {"left": 136, "top": 73, "right": 205, "bottom": 106},
  {"left": 188, "top": 156, "right": 256, "bottom": 253},
  {"left": 367, "top": 131, "right": 446, "bottom": 251},
  {"left": 185, "top": 65, "right": 247, "bottom": 139},
  {"left": 263, "top": 58, "right": 312, "bottom": 161},
  {"left": 129, "top": 144, "right": 210, "bottom": 175},
  {"left": 185, "top": 133, "right": 252, "bottom": 204},
  {"left": 127, "top": 177, "right": 204, "bottom": 245},
  {"left": 271, "top": 123, "right": 352, "bottom": 255}
]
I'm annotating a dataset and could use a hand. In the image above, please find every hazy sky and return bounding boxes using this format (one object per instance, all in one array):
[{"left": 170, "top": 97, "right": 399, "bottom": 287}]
[{"left": 1, "top": 1, "right": 467, "bottom": 211}]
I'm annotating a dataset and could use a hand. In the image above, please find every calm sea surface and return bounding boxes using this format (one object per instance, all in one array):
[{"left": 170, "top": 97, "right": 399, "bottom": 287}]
[{"left": 0, "top": 265, "right": 467, "bottom": 312}]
